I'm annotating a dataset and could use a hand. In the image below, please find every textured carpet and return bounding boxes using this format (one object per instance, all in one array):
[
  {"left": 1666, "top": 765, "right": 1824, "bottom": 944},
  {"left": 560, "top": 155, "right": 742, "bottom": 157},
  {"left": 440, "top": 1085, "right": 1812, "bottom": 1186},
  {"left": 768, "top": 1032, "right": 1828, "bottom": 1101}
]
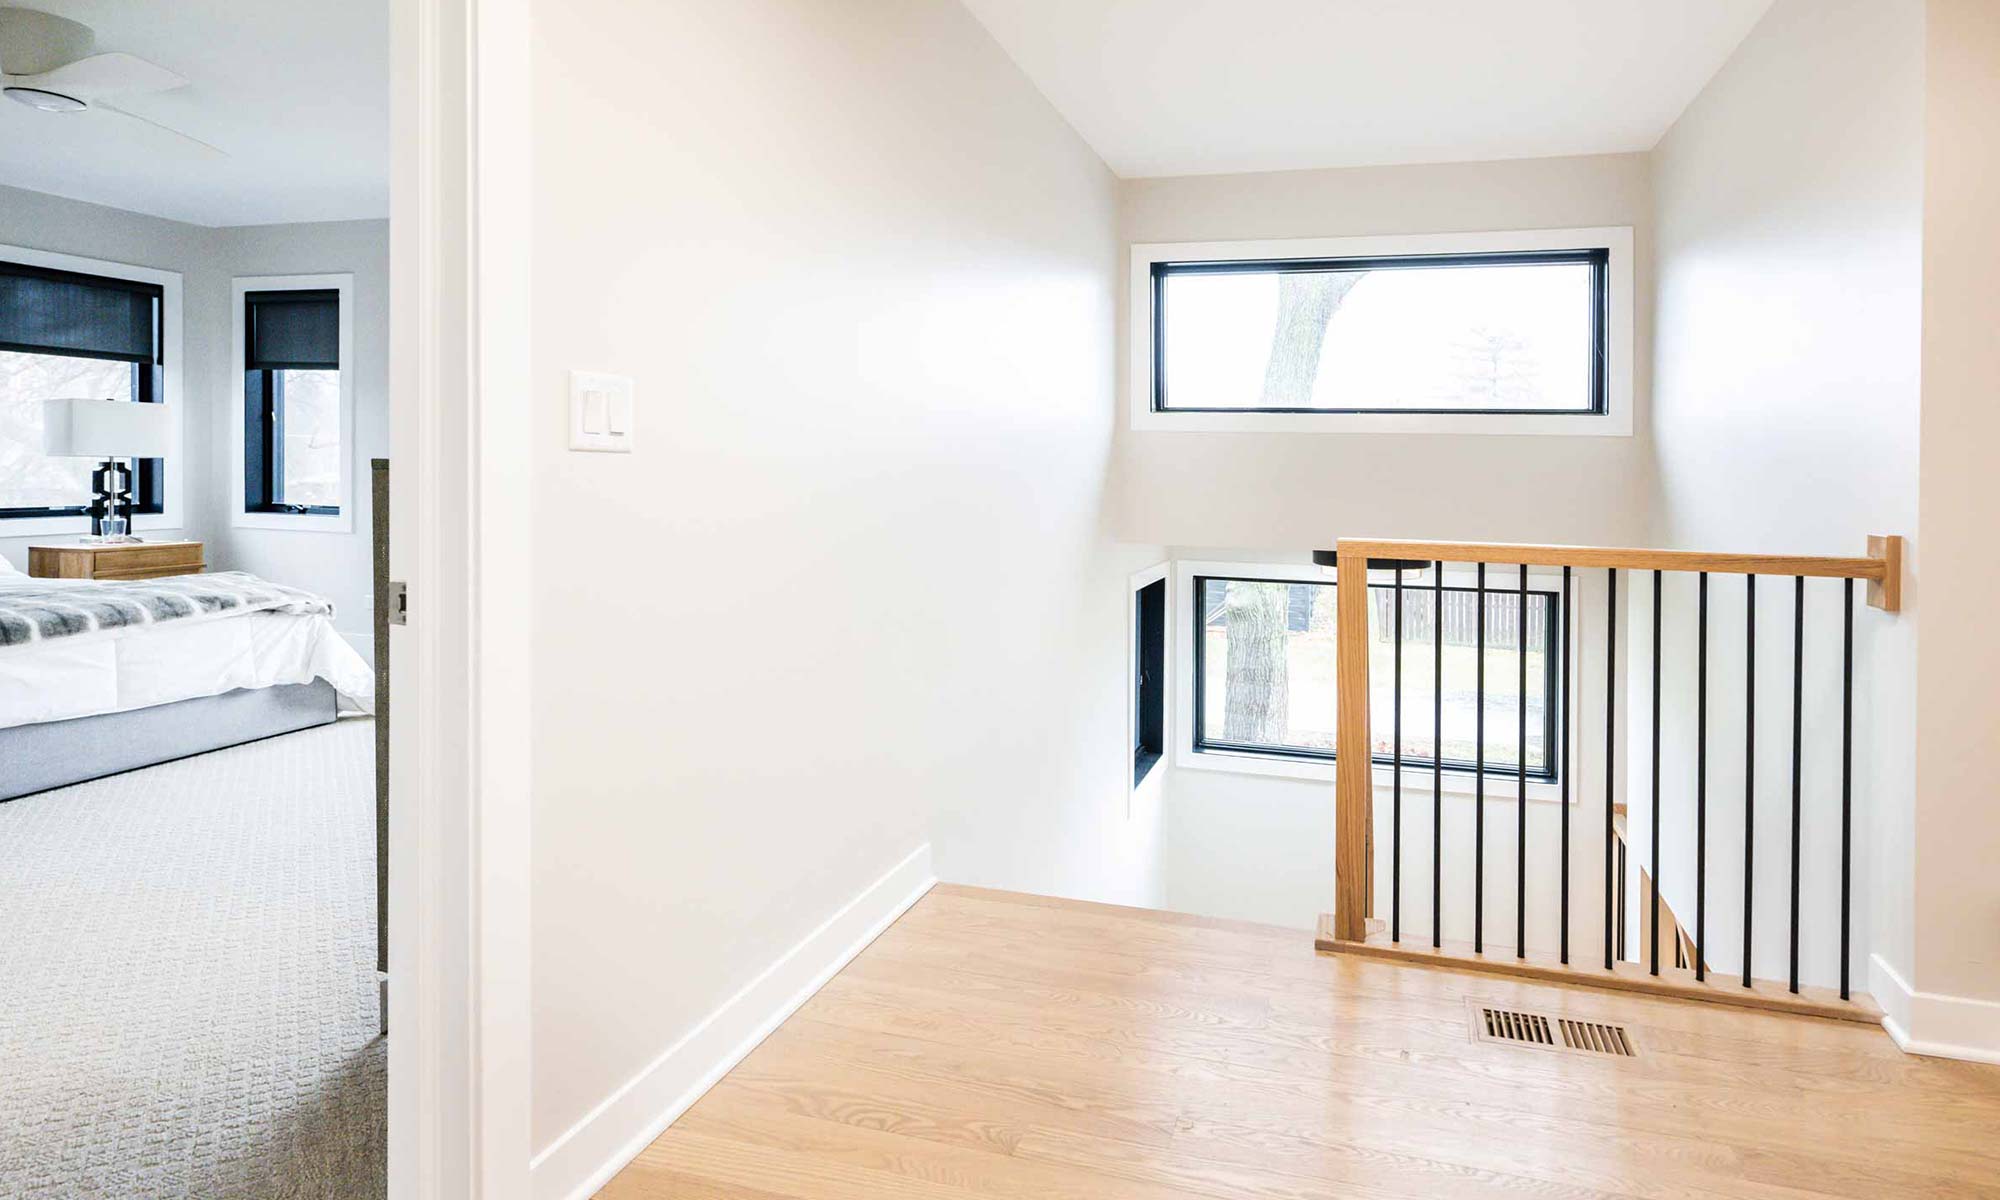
[{"left": 0, "top": 718, "right": 384, "bottom": 1199}]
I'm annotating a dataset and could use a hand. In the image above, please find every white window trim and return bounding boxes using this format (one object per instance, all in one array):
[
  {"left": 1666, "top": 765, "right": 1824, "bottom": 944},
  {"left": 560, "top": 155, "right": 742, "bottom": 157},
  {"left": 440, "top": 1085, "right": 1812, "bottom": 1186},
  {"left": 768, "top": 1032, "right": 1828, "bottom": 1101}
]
[
  {"left": 1128, "top": 560, "right": 1170, "bottom": 816},
  {"left": 230, "top": 273, "right": 356, "bottom": 533},
  {"left": 1130, "top": 226, "right": 1635, "bottom": 437},
  {"left": 0, "top": 243, "right": 185, "bottom": 539},
  {"left": 1173, "top": 557, "right": 1567, "bottom": 802}
]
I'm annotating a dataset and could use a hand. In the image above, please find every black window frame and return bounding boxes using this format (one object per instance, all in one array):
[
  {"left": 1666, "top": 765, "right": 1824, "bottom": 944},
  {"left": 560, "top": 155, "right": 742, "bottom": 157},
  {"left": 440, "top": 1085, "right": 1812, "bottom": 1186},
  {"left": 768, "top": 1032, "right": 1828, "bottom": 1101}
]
[
  {"left": 1191, "top": 574, "right": 1562, "bottom": 782},
  {"left": 0, "top": 260, "right": 166, "bottom": 522},
  {"left": 1133, "top": 577, "right": 1166, "bottom": 787},
  {"left": 242, "top": 288, "right": 341, "bottom": 518},
  {"left": 1151, "top": 248, "right": 1610, "bottom": 417}
]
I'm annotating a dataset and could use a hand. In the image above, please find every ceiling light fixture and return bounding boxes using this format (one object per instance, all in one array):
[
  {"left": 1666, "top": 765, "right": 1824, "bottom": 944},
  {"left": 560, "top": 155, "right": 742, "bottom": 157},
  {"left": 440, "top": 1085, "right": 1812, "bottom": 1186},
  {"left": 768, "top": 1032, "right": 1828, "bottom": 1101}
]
[{"left": 4, "top": 84, "right": 83, "bottom": 111}]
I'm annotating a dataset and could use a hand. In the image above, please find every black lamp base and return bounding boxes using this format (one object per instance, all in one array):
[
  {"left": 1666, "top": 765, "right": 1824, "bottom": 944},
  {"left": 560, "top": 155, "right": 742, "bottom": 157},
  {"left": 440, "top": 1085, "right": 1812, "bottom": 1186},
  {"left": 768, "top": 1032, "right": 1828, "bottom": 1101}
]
[{"left": 87, "top": 458, "right": 137, "bottom": 540}]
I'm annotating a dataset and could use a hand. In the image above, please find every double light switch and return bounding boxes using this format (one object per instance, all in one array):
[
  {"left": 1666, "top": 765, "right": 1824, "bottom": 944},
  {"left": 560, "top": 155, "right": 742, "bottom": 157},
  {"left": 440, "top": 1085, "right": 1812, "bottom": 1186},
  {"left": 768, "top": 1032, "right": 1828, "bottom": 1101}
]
[{"left": 569, "top": 370, "right": 635, "bottom": 453}]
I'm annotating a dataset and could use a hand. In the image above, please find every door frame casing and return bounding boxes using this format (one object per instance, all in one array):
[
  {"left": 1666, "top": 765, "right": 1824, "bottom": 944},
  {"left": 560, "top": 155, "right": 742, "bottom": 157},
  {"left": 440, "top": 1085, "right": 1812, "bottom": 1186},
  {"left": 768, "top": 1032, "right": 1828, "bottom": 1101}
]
[{"left": 388, "top": 0, "right": 533, "bottom": 1195}]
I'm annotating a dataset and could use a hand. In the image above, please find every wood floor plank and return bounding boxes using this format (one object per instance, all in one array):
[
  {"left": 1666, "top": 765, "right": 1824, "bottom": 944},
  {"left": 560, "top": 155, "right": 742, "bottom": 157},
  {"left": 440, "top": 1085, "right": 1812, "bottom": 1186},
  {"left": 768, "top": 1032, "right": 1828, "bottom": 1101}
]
[{"left": 598, "top": 887, "right": 2000, "bottom": 1200}]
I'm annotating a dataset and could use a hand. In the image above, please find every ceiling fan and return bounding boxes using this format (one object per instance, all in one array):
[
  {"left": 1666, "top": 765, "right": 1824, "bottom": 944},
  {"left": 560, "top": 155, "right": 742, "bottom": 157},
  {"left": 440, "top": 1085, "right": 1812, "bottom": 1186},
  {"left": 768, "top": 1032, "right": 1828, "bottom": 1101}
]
[{"left": 0, "top": 6, "right": 223, "bottom": 155}]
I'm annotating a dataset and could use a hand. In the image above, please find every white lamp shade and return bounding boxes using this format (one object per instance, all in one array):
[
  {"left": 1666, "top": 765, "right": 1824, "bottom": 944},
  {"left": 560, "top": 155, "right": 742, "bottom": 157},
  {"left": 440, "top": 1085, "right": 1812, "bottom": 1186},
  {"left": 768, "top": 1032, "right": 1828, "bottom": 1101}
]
[{"left": 41, "top": 398, "right": 173, "bottom": 459}]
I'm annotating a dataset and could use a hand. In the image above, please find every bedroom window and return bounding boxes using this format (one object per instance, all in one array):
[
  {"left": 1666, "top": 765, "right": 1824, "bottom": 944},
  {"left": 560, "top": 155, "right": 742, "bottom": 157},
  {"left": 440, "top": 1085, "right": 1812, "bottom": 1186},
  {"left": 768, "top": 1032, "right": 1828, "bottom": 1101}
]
[
  {"left": 235, "top": 276, "right": 353, "bottom": 531},
  {"left": 1129, "top": 228, "right": 1633, "bottom": 435},
  {"left": 0, "top": 261, "right": 166, "bottom": 520}
]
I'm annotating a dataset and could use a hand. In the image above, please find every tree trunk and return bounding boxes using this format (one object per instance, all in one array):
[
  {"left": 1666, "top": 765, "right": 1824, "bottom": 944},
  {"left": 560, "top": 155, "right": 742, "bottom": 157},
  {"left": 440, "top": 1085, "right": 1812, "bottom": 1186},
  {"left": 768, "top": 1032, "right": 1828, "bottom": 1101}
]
[
  {"left": 1223, "top": 583, "right": 1290, "bottom": 744},
  {"left": 1260, "top": 272, "right": 1363, "bottom": 407}
]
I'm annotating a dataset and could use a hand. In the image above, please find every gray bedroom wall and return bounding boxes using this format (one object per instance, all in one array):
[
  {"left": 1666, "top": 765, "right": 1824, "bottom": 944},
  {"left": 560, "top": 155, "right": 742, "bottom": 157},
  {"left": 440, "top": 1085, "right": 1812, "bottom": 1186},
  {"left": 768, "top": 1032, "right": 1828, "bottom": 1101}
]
[
  {"left": 207, "top": 219, "right": 390, "bottom": 660},
  {"left": 0, "top": 186, "right": 385, "bottom": 664}
]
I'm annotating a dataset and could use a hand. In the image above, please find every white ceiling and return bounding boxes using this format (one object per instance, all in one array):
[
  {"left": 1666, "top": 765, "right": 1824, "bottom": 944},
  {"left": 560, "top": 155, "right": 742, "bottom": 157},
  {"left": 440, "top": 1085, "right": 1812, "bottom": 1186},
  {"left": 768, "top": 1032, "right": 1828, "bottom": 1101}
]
[
  {"left": 0, "top": 1, "right": 387, "bottom": 227},
  {"left": 959, "top": 0, "right": 1774, "bottom": 179}
]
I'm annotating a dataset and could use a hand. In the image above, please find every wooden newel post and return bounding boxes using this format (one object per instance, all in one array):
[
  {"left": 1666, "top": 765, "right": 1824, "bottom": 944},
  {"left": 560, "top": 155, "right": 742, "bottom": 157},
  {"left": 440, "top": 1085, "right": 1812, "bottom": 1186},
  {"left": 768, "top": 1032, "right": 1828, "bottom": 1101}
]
[{"left": 1334, "top": 546, "right": 1374, "bottom": 942}]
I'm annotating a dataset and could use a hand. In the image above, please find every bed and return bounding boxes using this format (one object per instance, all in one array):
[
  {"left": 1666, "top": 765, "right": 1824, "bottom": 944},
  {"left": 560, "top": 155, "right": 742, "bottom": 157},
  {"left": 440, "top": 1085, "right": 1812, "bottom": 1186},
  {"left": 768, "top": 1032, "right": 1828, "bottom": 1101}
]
[{"left": 0, "top": 557, "right": 373, "bottom": 801}]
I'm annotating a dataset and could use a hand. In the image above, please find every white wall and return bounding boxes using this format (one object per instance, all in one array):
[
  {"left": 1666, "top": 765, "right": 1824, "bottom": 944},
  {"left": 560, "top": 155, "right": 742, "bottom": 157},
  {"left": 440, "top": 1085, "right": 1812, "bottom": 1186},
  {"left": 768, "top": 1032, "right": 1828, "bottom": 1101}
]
[
  {"left": 1645, "top": 0, "right": 1924, "bottom": 995},
  {"left": 1115, "top": 153, "right": 1656, "bottom": 553},
  {"left": 0, "top": 188, "right": 386, "bottom": 663},
  {"left": 1912, "top": 0, "right": 2000, "bottom": 1044},
  {"left": 525, "top": 0, "right": 1162, "bottom": 1174},
  {"left": 1118, "top": 155, "right": 1654, "bottom": 934},
  {"left": 206, "top": 220, "right": 390, "bottom": 655}
]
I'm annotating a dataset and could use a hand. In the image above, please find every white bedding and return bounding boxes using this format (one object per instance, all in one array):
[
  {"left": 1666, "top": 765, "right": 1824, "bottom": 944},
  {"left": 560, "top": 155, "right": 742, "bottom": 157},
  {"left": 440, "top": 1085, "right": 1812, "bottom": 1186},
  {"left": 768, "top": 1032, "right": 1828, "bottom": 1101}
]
[{"left": 0, "top": 571, "right": 374, "bottom": 730}]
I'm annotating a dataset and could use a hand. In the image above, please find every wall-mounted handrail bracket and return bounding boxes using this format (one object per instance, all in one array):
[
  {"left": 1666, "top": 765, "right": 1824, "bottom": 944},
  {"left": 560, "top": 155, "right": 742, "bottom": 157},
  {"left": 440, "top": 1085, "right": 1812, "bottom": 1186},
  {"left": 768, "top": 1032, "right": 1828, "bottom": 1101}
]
[{"left": 1867, "top": 534, "right": 1902, "bottom": 613}]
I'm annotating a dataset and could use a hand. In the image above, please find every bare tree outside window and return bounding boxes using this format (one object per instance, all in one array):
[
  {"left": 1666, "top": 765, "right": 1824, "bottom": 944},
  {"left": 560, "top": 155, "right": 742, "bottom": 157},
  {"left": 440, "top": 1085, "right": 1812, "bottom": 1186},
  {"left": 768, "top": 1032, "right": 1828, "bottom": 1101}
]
[
  {"left": 1222, "top": 582, "right": 1292, "bottom": 744},
  {"left": 1258, "top": 272, "right": 1363, "bottom": 407},
  {"left": 0, "top": 350, "right": 134, "bottom": 510},
  {"left": 1447, "top": 326, "right": 1543, "bottom": 409}
]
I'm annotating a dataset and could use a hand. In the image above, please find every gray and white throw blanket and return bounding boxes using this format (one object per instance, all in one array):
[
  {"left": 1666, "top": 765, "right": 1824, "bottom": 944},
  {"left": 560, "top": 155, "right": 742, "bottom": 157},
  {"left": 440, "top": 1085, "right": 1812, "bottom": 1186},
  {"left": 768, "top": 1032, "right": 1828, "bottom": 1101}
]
[{"left": 0, "top": 571, "right": 335, "bottom": 648}]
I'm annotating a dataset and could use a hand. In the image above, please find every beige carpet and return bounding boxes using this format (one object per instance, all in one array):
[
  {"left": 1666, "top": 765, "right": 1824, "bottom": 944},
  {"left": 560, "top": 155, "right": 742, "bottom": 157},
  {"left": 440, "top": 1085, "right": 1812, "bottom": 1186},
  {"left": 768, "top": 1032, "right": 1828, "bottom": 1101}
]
[{"left": 0, "top": 717, "right": 384, "bottom": 1199}]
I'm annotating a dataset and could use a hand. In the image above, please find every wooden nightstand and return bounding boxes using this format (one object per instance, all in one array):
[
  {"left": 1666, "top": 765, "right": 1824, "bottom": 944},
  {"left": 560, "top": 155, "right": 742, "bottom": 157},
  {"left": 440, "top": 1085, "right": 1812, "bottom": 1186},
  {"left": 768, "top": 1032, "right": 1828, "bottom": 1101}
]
[{"left": 28, "top": 540, "right": 205, "bottom": 582}]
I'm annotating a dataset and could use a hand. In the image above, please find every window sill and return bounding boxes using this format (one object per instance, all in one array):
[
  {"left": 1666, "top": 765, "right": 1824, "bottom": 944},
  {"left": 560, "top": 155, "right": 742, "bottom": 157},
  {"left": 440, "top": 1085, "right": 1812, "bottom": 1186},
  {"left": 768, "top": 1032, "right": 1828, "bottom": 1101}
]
[
  {"left": 233, "top": 509, "right": 352, "bottom": 534},
  {"left": 1175, "top": 745, "right": 1565, "bottom": 802},
  {"left": 0, "top": 512, "right": 181, "bottom": 539},
  {"left": 1130, "top": 409, "right": 1631, "bottom": 437}
]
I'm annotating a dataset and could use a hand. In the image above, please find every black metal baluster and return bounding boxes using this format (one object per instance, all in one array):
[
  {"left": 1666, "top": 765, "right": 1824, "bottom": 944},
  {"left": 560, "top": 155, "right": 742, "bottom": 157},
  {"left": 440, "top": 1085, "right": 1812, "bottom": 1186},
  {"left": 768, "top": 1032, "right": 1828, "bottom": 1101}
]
[
  {"left": 1696, "top": 573, "right": 1708, "bottom": 982},
  {"left": 1841, "top": 577, "right": 1854, "bottom": 1000},
  {"left": 1650, "top": 570, "right": 1662, "bottom": 977},
  {"left": 1790, "top": 576, "right": 1805, "bottom": 994},
  {"left": 1392, "top": 566, "right": 1404, "bottom": 944},
  {"left": 1475, "top": 562, "right": 1486, "bottom": 954},
  {"left": 1604, "top": 568, "right": 1617, "bottom": 971},
  {"left": 1517, "top": 564, "right": 1529, "bottom": 959},
  {"left": 1560, "top": 566, "right": 1572, "bottom": 965},
  {"left": 1433, "top": 561, "right": 1444, "bottom": 950},
  {"left": 1744, "top": 575, "right": 1757, "bottom": 990}
]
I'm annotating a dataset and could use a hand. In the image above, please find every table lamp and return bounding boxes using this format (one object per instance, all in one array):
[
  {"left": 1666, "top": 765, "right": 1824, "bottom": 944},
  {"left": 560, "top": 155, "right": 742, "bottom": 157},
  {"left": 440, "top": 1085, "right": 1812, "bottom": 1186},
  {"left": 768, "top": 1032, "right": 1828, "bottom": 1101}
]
[{"left": 41, "top": 397, "right": 171, "bottom": 542}]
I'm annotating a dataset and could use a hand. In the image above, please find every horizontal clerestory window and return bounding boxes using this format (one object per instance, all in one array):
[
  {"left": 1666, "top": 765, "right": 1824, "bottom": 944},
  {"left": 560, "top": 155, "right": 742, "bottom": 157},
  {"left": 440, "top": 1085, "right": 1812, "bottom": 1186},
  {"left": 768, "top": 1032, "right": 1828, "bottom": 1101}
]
[{"left": 1152, "top": 249, "right": 1607, "bottom": 416}]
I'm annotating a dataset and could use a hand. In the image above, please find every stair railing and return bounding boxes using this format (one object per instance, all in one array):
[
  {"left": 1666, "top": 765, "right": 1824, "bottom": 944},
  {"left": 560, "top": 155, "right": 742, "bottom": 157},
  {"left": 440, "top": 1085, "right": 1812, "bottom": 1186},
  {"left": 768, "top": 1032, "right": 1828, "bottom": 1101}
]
[{"left": 1321, "top": 536, "right": 1901, "bottom": 1021}]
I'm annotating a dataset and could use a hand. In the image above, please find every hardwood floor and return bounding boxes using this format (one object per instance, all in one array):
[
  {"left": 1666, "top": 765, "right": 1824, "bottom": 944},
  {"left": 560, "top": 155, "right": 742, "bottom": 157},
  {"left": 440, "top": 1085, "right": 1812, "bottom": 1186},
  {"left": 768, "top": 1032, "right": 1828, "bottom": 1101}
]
[{"left": 600, "top": 884, "right": 2000, "bottom": 1199}]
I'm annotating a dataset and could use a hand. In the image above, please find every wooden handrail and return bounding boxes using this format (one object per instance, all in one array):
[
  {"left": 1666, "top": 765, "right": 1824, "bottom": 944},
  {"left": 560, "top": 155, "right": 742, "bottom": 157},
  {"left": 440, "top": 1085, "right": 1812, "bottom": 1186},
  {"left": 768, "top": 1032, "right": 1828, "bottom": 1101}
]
[{"left": 1336, "top": 537, "right": 1901, "bottom": 611}]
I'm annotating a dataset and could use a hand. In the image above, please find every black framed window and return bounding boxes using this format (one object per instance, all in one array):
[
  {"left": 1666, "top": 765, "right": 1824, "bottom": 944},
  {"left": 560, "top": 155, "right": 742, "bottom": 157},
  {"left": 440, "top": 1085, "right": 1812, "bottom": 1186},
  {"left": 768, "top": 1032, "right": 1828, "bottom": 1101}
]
[
  {"left": 1193, "top": 575, "right": 1560, "bottom": 781},
  {"left": 244, "top": 288, "right": 340, "bottom": 516},
  {"left": 0, "top": 261, "right": 165, "bottom": 520},
  {"left": 1134, "top": 578, "right": 1165, "bottom": 786},
  {"left": 1152, "top": 249, "right": 1608, "bottom": 415}
]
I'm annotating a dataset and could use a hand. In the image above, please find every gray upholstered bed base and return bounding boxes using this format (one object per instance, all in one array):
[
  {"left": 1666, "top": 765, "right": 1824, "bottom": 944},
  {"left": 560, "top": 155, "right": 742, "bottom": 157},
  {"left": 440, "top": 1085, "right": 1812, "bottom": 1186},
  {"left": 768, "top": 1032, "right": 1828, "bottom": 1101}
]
[{"left": 1, "top": 681, "right": 339, "bottom": 802}]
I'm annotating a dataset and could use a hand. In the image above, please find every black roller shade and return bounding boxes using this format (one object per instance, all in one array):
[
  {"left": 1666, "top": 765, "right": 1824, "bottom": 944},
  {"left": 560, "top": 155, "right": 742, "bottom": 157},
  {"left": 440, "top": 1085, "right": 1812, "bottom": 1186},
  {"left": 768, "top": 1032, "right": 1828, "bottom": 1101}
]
[
  {"left": 246, "top": 289, "right": 339, "bottom": 370},
  {"left": 0, "top": 261, "right": 163, "bottom": 364}
]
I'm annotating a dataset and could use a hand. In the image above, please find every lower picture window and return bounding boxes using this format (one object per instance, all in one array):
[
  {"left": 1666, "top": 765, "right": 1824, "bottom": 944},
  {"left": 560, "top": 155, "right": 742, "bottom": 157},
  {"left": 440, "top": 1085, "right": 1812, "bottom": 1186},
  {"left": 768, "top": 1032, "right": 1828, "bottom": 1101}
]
[{"left": 1193, "top": 574, "right": 1558, "bottom": 779}]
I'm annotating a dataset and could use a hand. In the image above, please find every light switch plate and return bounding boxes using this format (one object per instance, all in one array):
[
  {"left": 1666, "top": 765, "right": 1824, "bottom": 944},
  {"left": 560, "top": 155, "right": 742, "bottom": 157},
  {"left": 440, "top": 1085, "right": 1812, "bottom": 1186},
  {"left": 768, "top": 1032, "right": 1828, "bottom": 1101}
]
[{"left": 569, "top": 370, "right": 634, "bottom": 453}]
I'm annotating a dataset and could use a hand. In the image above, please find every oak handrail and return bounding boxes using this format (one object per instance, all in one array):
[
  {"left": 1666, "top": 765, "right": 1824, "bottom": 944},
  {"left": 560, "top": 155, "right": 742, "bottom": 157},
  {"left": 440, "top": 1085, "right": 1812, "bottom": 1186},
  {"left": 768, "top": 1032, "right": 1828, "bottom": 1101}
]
[
  {"left": 1336, "top": 538, "right": 1899, "bottom": 604},
  {"left": 1329, "top": 535, "right": 1902, "bottom": 944}
]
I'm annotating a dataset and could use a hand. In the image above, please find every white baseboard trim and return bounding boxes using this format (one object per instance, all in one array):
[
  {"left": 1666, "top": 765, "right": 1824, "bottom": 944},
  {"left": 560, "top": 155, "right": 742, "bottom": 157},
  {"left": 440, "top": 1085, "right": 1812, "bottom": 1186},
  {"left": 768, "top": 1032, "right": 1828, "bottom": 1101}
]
[
  {"left": 529, "top": 843, "right": 937, "bottom": 1200},
  {"left": 1870, "top": 953, "right": 2000, "bottom": 1065}
]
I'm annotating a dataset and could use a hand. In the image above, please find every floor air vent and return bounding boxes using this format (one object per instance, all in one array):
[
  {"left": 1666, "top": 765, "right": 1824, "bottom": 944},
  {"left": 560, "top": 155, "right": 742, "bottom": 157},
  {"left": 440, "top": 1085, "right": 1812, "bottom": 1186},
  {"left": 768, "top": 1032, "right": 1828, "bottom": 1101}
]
[
  {"left": 1558, "top": 1017, "right": 1636, "bottom": 1057},
  {"left": 1470, "top": 1002, "right": 1637, "bottom": 1058},
  {"left": 1477, "top": 1007, "right": 1554, "bottom": 1046}
]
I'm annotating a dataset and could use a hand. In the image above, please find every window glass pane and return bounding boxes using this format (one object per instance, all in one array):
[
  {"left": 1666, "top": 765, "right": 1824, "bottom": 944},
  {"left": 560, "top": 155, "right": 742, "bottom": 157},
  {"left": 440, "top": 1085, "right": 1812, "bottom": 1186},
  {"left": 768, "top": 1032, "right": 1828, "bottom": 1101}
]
[
  {"left": 0, "top": 350, "right": 133, "bottom": 510},
  {"left": 277, "top": 368, "right": 340, "bottom": 508},
  {"left": 1371, "top": 586, "right": 1551, "bottom": 772},
  {"left": 1199, "top": 579, "right": 1338, "bottom": 754},
  {"left": 1161, "top": 259, "right": 1596, "bottom": 413}
]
